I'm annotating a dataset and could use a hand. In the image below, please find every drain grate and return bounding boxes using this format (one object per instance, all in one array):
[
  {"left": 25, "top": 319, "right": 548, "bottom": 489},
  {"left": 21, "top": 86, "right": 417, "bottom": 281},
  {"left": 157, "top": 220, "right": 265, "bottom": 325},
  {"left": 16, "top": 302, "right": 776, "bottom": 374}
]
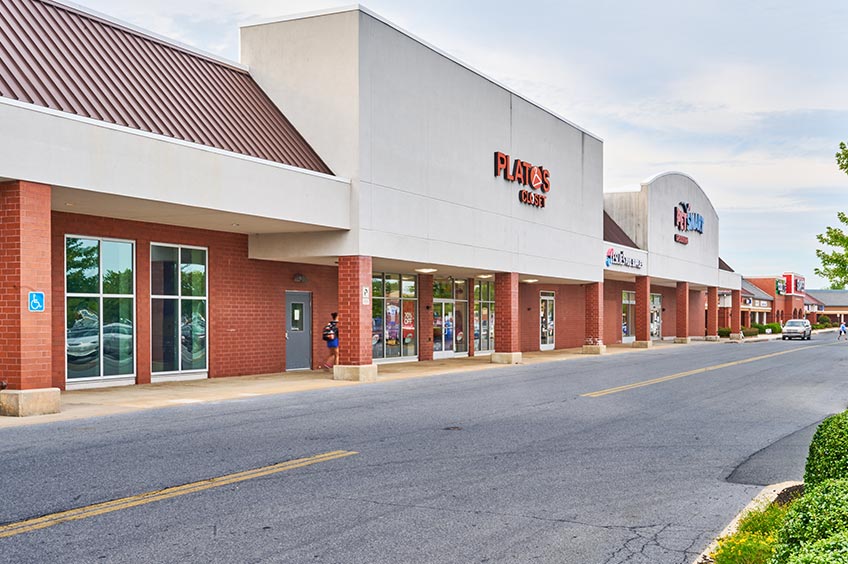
[{"left": 442, "top": 426, "right": 463, "bottom": 431}]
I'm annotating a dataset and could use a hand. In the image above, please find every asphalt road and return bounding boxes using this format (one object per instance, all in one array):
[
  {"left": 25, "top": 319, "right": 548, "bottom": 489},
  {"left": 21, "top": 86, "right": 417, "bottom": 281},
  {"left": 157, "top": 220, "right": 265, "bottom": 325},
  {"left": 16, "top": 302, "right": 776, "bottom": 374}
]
[{"left": 3, "top": 337, "right": 848, "bottom": 563}]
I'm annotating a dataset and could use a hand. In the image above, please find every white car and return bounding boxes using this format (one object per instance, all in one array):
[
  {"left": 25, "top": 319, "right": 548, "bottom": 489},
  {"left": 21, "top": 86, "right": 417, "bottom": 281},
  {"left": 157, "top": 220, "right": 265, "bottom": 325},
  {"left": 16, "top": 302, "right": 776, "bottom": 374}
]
[{"left": 782, "top": 319, "right": 812, "bottom": 340}]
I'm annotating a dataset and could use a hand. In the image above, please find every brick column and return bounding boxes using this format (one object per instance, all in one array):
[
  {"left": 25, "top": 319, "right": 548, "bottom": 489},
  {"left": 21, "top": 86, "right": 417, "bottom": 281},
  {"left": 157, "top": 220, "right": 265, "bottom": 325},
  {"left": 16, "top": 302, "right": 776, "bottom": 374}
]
[
  {"left": 730, "top": 289, "right": 743, "bottom": 340},
  {"left": 334, "top": 256, "right": 377, "bottom": 381},
  {"left": 466, "top": 278, "right": 475, "bottom": 357},
  {"left": 706, "top": 287, "right": 719, "bottom": 341},
  {"left": 492, "top": 272, "right": 521, "bottom": 363},
  {"left": 0, "top": 181, "right": 59, "bottom": 416},
  {"left": 583, "top": 282, "right": 606, "bottom": 354},
  {"left": 634, "top": 276, "right": 652, "bottom": 348},
  {"left": 674, "top": 281, "right": 690, "bottom": 344},
  {"left": 418, "top": 274, "right": 434, "bottom": 361}
]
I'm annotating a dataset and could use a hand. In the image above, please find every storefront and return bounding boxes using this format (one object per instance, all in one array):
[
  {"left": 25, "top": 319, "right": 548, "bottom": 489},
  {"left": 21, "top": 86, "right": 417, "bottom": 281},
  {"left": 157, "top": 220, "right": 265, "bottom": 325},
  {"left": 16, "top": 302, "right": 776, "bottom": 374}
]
[{"left": 0, "top": 2, "right": 743, "bottom": 415}]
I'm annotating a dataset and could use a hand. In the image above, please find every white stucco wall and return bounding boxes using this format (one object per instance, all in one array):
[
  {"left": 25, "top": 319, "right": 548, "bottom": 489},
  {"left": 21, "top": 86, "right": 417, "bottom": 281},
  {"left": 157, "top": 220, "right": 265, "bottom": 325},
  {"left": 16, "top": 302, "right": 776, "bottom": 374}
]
[
  {"left": 0, "top": 99, "right": 350, "bottom": 231},
  {"left": 244, "top": 9, "right": 605, "bottom": 281}
]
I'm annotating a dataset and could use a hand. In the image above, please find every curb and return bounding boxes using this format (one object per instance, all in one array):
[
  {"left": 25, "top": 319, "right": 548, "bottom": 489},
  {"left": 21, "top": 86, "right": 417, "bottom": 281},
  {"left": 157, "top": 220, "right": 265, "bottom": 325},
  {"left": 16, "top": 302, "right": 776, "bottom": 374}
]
[{"left": 693, "top": 480, "right": 802, "bottom": 564}]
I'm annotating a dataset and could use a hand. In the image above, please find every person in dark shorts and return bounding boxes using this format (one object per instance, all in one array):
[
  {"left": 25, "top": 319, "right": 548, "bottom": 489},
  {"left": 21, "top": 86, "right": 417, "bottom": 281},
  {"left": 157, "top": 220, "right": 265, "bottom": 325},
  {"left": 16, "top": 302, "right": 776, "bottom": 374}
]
[{"left": 322, "top": 312, "right": 339, "bottom": 370}]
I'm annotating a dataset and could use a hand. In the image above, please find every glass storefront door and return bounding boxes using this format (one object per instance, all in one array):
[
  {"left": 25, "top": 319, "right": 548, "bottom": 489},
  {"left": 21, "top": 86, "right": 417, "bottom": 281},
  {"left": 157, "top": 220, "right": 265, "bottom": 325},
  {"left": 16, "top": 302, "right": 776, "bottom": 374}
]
[
  {"left": 622, "top": 291, "right": 635, "bottom": 343},
  {"left": 540, "top": 291, "right": 555, "bottom": 350},
  {"left": 650, "top": 293, "right": 662, "bottom": 339},
  {"left": 474, "top": 280, "right": 495, "bottom": 354},
  {"left": 433, "top": 277, "right": 468, "bottom": 358}
]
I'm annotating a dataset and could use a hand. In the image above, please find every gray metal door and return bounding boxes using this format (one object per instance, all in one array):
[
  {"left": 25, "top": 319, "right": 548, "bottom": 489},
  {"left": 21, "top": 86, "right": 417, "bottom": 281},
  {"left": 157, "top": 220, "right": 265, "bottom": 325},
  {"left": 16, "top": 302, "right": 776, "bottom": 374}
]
[{"left": 286, "top": 291, "right": 312, "bottom": 370}]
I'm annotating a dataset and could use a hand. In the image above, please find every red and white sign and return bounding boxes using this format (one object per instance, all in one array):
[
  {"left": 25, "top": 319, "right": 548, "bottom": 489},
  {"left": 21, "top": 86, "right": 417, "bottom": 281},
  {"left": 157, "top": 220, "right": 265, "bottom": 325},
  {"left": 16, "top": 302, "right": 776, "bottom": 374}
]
[{"left": 494, "top": 151, "right": 551, "bottom": 209}]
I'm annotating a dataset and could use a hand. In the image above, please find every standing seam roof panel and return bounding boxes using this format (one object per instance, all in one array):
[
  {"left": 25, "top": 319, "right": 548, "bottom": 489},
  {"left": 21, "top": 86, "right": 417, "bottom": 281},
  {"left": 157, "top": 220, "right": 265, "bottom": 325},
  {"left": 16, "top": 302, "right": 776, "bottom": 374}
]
[{"left": 0, "top": 0, "right": 332, "bottom": 174}]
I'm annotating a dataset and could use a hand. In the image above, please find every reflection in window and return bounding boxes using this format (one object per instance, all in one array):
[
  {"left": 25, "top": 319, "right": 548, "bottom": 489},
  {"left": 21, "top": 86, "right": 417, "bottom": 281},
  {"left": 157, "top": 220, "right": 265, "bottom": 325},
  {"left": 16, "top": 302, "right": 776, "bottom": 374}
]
[
  {"left": 65, "top": 238, "right": 134, "bottom": 380},
  {"left": 153, "top": 244, "right": 207, "bottom": 374},
  {"left": 372, "top": 273, "right": 417, "bottom": 360}
]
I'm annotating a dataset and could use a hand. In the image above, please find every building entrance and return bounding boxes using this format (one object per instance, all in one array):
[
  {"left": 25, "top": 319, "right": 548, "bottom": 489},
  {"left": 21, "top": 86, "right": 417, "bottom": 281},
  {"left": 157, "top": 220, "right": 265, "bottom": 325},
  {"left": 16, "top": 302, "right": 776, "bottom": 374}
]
[
  {"left": 540, "top": 291, "right": 555, "bottom": 350},
  {"left": 285, "top": 291, "right": 312, "bottom": 370}
]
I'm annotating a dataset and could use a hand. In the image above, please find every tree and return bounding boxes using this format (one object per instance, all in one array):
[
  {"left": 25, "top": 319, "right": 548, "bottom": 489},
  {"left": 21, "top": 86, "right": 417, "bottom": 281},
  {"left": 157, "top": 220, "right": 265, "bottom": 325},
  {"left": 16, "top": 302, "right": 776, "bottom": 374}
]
[{"left": 814, "top": 143, "right": 848, "bottom": 289}]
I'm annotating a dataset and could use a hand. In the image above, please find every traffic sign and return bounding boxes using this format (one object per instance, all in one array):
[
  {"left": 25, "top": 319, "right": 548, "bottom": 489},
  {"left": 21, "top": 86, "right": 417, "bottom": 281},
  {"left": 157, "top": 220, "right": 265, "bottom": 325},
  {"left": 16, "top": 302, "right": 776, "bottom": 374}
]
[{"left": 28, "top": 291, "right": 45, "bottom": 312}]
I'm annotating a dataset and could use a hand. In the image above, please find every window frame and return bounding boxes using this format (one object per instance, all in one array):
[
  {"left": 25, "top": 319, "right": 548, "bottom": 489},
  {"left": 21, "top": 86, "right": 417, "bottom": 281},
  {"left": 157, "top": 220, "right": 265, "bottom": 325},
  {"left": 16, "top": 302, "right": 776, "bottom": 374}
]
[
  {"left": 150, "top": 242, "right": 209, "bottom": 376},
  {"left": 64, "top": 234, "right": 137, "bottom": 385}
]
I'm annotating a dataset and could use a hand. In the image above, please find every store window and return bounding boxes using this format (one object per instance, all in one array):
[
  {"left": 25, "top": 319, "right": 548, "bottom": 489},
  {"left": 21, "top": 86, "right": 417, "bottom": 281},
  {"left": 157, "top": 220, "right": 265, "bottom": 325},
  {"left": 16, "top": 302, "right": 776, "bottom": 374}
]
[
  {"left": 65, "top": 237, "right": 135, "bottom": 381},
  {"left": 372, "top": 273, "right": 417, "bottom": 360},
  {"left": 151, "top": 244, "right": 207, "bottom": 373},
  {"left": 474, "top": 280, "right": 496, "bottom": 353}
]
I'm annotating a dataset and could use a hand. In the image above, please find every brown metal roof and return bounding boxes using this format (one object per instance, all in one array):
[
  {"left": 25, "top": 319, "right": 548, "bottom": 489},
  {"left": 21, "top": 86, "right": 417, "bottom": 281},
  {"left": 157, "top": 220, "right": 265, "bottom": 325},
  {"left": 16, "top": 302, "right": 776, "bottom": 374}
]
[
  {"left": 603, "top": 211, "right": 639, "bottom": 249},
  {"left": 718, "top": 257, "right": 734, "bottom": 272},
  {"left": 0, "top": 0, "right": 332, "bottom": 174}
]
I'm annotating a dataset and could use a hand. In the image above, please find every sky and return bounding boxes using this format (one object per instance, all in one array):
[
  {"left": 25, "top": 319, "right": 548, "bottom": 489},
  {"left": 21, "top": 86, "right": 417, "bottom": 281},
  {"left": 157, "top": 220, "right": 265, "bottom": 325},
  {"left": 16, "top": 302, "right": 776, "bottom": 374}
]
[{"left": 72, "top": 0, "right": 848, "bottom": 288}]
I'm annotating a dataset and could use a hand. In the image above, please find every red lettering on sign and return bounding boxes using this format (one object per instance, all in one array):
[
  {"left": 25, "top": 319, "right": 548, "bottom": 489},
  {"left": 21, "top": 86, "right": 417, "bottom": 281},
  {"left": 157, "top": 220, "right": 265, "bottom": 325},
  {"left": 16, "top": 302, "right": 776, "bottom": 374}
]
[
  {"left": 542, "top": 169, "right": 550, "bottom": 192},
  {"left": 494, "top": 151, "right": 508, "bottom": 178},
  {"left": 513, "top": 159, "right": 525, "bottom": 184},
  {"left": 674, "top": 234, "right": 689, "bottom": 245},
  {"left": 530, "top": 167, "right": 543, "bottom": 190}
]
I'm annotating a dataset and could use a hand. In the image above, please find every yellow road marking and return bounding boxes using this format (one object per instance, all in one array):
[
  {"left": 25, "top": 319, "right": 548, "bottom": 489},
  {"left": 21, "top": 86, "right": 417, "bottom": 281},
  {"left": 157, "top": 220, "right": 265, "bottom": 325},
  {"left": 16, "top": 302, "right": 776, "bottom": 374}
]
[
  {"left": 0, "top": 450, "right": 357, "bottom": 539},
  {"left": 582, "top": 343, "right": 828, "bottom": 398}
]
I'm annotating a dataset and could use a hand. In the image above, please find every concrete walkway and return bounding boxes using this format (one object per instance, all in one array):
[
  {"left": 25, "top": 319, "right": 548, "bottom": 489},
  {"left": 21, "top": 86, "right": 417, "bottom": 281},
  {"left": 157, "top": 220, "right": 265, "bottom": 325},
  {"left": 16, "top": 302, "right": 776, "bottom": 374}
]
[{"left": 2, "top": 330, "right": 833, "bottom": 429}]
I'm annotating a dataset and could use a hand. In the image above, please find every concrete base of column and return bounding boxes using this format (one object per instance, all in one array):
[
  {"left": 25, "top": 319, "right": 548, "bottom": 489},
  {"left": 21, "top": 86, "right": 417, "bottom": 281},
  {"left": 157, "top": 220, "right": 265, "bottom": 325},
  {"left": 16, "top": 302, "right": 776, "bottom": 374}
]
[
  {"left": 632, "top": 341, "right": 653, "bottom": 349},
  {"left": 705, "top": 335, "right": 720, "bottom": 342},
  {"left": 491, "top": 352, "right": 522, "bottom": 364},
  {"left": 582, "top": 345, "right": 607, "bottom": 355},
  {"left": 0, "top": 388, "right": 61, "bottom": 417},
  {"left": 333, "top": 364, "right": 378, "bottom": 382},
  {"left": 730, "top": 333, "right": 744, "bottom": 341},
  {"left": 674, "top": 337, "right": 691, "bottom": 344}
]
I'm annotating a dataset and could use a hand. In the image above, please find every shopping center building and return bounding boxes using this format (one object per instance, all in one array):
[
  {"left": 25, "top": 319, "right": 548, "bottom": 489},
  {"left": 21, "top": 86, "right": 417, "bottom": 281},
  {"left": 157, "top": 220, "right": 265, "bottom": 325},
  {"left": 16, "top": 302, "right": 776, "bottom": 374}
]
[{"left": 0, "top": 1, "right": 742, "bottom": 415}]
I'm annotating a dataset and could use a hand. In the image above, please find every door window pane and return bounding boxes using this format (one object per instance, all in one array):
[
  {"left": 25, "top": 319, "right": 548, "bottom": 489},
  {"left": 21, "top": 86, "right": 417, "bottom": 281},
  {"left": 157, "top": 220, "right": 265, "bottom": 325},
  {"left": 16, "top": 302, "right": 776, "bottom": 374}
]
[
  {"left": 181, "top": 248, "right": 206, "bottom": 297},
  {"left": 290, "top": 303, "right": 304, "bottom": 331},
  {"left": 66, "top": 297, "right": 100, "bottom": 378},
  {"left": 385, "top": 298, "right": 401, "bottom": 357},
  {"left": 433, "top": 303, "right": 443, "bottom": 352},
  {"left": 372, "top": 300, "right": 384, "bottom": 359},
  {"left": 385, "top": 274, "right": 400, "bottom": 298},
  {"left": 181, "top": 300, "right": 207, "bottom": 371},
  {"left": 402, "top": 300, "right": 416, "bottom": 356},
  {"left": 455, "top": 280, "right": 467, "bottom": 301},
  {"left": 151, "top": 245, "right": 179, "bottom": 296},
  {"left": 102, "top": 241, "right": 133, "bottom": 295},
  {"left": 454, "top": 301, "right": 467, "bottom": 353},
  {"left": 152, "top": 299, "right": 179, "bottom": 373},
  {"left": 103, "top": 298, "right": 134, "bottom": 376},
  {"left": 434, "top": 278, "right": 452, "bottom": 299},
  {"left": 66, "top": 238, "right": 100, "bottom": 294}
]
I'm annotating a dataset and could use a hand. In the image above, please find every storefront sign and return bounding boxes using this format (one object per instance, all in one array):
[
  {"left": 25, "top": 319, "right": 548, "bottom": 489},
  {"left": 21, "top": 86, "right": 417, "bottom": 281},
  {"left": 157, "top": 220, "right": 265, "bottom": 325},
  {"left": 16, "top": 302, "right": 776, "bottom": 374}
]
[
  {"left": 605, "top": 248, "right": 643, "bottom": 270},
  {"left": 775, "top": 278, "right": 786, "bottom": 295},
  {"left": 673, "top": 201, "right": 704, "bottom": 244},
  {"left": 494, "top": 151, "right": 550, "bottom": 208},
  {"left": 783, "top": 273, "right": 805, "bottom": 295}
]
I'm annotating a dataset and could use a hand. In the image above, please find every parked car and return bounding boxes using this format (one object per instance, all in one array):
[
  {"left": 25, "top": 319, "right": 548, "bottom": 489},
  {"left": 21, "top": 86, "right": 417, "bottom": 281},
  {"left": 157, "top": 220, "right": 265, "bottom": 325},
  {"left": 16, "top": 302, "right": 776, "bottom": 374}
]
[{"left": 782, "top": 319, "right": 812, "bottom": 340}]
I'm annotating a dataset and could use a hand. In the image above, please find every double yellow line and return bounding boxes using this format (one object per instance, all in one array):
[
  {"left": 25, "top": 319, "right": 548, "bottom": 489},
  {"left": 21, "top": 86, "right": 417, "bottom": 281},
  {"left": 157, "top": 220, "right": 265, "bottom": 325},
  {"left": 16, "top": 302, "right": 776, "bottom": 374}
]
[
  {"left": 0, "top": 450, "right": 357, "bottom": 539},
  {"left": 582, "top": 344, "right": 826, "bottom": 398}
]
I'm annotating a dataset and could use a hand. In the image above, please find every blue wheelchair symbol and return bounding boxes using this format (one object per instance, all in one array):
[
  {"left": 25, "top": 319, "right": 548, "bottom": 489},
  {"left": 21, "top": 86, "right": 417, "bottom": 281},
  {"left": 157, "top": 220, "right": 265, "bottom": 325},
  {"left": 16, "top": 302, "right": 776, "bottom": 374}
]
[{"left": 28, "top": 291, "right": 45, "bottom": 312}]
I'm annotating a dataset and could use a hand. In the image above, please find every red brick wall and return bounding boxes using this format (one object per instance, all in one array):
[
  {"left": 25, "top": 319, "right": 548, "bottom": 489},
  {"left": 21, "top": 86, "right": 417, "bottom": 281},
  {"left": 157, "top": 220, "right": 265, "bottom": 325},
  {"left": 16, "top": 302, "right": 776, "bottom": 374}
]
[
  {"left": 676, "top": 282, "right": 689, "bottom": 338},
  {"left": 731, "top": 290, "right": 742, "bottom": 332},
  {"left": 418, "top": 274, "right": 434, "bottom": 361},
  {"left": 635, "top": 276, "right": 651, "bottom": 341},
  {"left": 495, "top": 272, "right": 520, "bottom": 353},
  {"left": 51, "top": 212, "right": 338, "bottom": 389},
  {"left": 337, "top": 256, "right": 372, "bottom": 366},
  {"left": 585, "top": 282, "right": 604, "bottom": 345},
  {"left": 689, "top": 290, "right": 705, "bottom": 337},
  {"left": 0, "top": 181, "right": 53, "bottom": 390},
  {"left": 707, "top": 287, "right": 719, "bottom": 336},
  {"left": 518, "top": 283, "right": 586, "bottom": 351},
  {"left": 603, "top": 280, "right": 630, "bottom": 345}
]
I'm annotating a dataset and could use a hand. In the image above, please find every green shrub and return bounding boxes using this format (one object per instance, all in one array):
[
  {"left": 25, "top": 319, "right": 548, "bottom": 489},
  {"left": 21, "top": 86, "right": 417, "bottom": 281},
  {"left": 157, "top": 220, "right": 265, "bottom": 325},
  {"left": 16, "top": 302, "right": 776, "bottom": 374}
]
[
  {"left": 752, "top": 323, "right": 767, "bottom": 334},
  {"left": 743, "top": 327, "right": 760, "bottom": 337},
  {"left": 805, "top": 412, "right": 848, "bottom": 488},
  {"left": 811, "top": 324, "right": 823, "bottom": 330},
  {"left": 739, "top": 502, "right": 795, "bottom": 535},
  {"left": 818, "top": 315, "right": 831, "bottom": 325},
  {"left": 771, "top": 479, "right": 848, "bottom": 563},
  {"left": 766, "top": 323, "right": 782, "bottom": 334},
  {"left": 786, "top": 532, "right": 848, "bottom": 563},
  {"left": 713, "top": 531, "right": 774, "bottom": 564},
  {"left": 718, "top": 327, "right": 732, "bottom": 338}
]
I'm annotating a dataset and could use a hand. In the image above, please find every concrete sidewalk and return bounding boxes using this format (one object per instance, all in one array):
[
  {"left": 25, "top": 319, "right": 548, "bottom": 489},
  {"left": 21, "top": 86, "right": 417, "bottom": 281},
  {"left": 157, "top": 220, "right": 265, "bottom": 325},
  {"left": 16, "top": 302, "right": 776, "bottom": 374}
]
[{"left": 2, "top": 331, "right": 833, "bottom": 428}]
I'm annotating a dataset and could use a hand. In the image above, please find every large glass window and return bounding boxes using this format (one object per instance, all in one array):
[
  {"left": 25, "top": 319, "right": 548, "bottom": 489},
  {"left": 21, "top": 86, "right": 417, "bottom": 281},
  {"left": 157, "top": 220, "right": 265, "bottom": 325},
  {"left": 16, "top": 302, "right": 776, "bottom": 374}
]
[
  {"left": 372, "top": 273, "right": 417, "bottom": 360},
  {"left": 66, "top": 237, "right": 135, "bottom": 380},
  {"left": 474, "top": 280, "right": 495, "bottom": 353},
  {"left": 152, "top": 244, "right": 207, "bottom": 373}
]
